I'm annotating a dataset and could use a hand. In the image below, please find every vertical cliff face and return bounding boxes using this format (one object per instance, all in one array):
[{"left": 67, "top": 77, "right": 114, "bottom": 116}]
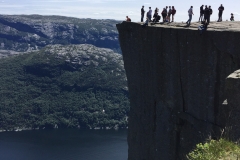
[{"left": 117, "top": 22, "right": 240, "bottom": 160}]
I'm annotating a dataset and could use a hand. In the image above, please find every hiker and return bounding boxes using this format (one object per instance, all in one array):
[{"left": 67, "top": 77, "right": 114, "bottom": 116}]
[
  {"left": 161, "top": 7, "right": 167, "bottom": 22},
  {"left": 142, "top": 17, "right": 149, "bottom": 28},
  {"left": 165, "top": 6, "right": 168, "bottom": 22},
  {"left": 218, "top": 4, "right": 224, "bottom": 22},
  {"left": 171, "top": 6, "right": 176, "bottom": 22},
  {"left": 186, "top": 6, "right": 194, "bottom": 25},
  {"left": 168, "top": 6, "right": 172, "bottom": 22},
  {"left": 141, "top": 6, "right": 145, "bottom": 22},
  {"left": 153, "top": 12, "right": 161, "bottom": 23},
  {"left": 199, "top": 5, "right": 204, "bottom": 22},
  {"left": 198, "top": 20, "right": 208, "bottom": 35},
  {"left": 147, "top": 7, "right": 152, "bottom": 21},
  {"left": 209, "top": 6, "right": 213, "bottom": 23},
  {"left": 230, "top": 13, "right": 234, "bottom": 21},
  {"left": 204, "top": 5, "right": 210, "bottom": 24},
  {"left": 126, "top": 16, "right": 131, "bottom": 22}
]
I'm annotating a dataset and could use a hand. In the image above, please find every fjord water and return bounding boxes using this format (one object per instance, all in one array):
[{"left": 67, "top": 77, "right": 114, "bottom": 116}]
[{"left": 0, "top": 129, "right": 127, "bottom": 160}]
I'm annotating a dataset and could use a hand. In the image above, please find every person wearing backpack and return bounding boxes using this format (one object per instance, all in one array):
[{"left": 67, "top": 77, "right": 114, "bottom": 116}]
[
  {"left": 171, "top": 6, "right": 176, "bottom": 22},
  {"left": 161, "top": 7, "right": 167, "bottom": 22},
  {"left": 186, "top": 6, "right": 194, "bottom": 25}
]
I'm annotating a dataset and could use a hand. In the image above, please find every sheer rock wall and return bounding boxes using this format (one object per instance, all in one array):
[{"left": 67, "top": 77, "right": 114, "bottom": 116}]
[{"left": 117, "top": 21, "right": 240, "bottom": 160}]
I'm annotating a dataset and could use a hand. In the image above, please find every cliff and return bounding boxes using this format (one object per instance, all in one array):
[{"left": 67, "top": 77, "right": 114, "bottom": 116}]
[{"left": 117, "top": 21, "right": 240, "bottom": 159}]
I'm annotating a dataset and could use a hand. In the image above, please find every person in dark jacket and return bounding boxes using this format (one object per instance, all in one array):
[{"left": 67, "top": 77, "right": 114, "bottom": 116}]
[
  {"left": 161, "top": 7, "right": 167, "bottom": 22},
  {"left": 152, "top": 12, "right": 161, "bottom": 23},
  {"left": 141, "top": 6, "right": 145, "bottom": 22},
  {"left": 209, "top": 6, "right": 213, "bottom": 23},
  {"left": 171, "top": 6, "right": 176, "bottom": 22},
  {"left": 218, "top": 4, "right": 224, "bottom": 22},
  {"left": 204, "top": 5, "right": 210, "bottom": 24},
  {"left": 199, "top": 5, "right": 204, "bottom": 22},
  {"left": 230, "top": 13, "right": 234, "bottom": 21}
]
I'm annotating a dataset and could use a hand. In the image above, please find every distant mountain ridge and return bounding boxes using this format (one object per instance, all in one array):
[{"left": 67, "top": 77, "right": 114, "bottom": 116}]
[{"left": 0, "top": 15, "right": 121, "bottom": 53}]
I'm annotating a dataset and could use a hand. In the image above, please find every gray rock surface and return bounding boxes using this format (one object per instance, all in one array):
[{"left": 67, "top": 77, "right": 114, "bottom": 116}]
[
  {"left": 225, "top": 69, "right": 240, "bottom": 140},
  {"left": 0, "top": 15, "right": 121, "bottom": 53},
  {"left": 117, "top": 21, "right": 240, "bottom": 160}
]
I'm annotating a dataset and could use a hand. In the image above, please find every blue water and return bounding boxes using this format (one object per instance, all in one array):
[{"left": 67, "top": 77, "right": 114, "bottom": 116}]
[{"left": 0, "top": 129, "right": 128, "bottom": 160}]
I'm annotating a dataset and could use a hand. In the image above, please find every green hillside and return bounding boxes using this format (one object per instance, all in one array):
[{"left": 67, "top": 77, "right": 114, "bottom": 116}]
[{"left": 0, "top": 44, "right": 129, "bottom": 130}]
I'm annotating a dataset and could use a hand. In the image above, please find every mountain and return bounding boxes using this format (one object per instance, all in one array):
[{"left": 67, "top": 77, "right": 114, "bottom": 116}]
[
  {"left": 0, "top": 44, "right": 129, "bottom": 130},
  {"left": 0, "top": 15, "right": 121, "bottom": 54}
]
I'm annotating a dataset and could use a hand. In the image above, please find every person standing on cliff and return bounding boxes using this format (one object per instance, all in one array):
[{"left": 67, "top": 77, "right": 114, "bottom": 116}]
[
  {"left": 141, "top": 6, "right": 145, "bottom": 22},
  {"left": 218, "top": 4, "right": 224, "bottom": 22},
  {"left": 209, "top": 6, "right": 213, "bottom": 23},
  {"left": 204, "top": 5, "right": 210, "bottom": 24},
  {"left": 167, "top": 6, "right": 172, "bottom": 22},
  {"left": 186, "top": 6, "right": 194, "bottom": 25},
  {"left": 161, "top": 7, "right": 167, "bottom": 22},
  {"left": 147, "top": 7, "right": 152, "bottom": 22},
  {"left": 171, "top": 6, "right": 176, "bottom": 22},
  {"left": 199, "top": 5, "right": 204, "bottom": 22}
]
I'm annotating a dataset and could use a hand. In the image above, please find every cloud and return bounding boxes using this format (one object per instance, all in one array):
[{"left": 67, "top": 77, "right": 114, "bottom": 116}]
[{"left": 233, "top": 12, "right": 240, "bottom": 16}]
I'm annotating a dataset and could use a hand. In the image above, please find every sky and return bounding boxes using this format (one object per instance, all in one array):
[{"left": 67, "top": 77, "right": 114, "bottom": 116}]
[{"left": 0, "top": 0, "right": 239, "bottom": 22}]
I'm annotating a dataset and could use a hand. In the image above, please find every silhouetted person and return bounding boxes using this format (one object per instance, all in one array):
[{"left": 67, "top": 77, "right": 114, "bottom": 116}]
[
  {"left": 218, "top": 4, "right": 224, "bottom": 22},
  {"left": 186, "top": 6, "right": 194, "bottom": 25},
  {"left": 168, "top": 6, "right": 172, "bottom": 22},
  {"left": 161, "top": 7, "right": 167, "bottom": 22},
  {"left": 171, "top": 6, "right": 176, "bottom": 22},
  {"left": 126, "top": 16, "right": 131, "bottom": 22},
  {"left": 209, "top": 6, "right": 213, "bottom": 23},
  {"left": 153, "top": 12, "right": 161, "bottom": 23},
  {"left": 204, "top": 5, "right": 210, "bottom": 24},
  {"left": 141, "top": 6, "right": 145, "bottom": 22},
  {"left": 199, "top": 5, "right": 204, "bottom": 22},
  {"left": 230, "top": 13, "right": 234, "bottom": 21}
]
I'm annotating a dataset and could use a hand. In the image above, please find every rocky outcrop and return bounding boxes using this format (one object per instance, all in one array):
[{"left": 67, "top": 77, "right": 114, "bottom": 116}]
[
  {"left": 0, "top": 15, "right": 121, "bottom": 53},
  {"left": 117, "top": 21, "right": 240, "bottom": 159},
  {"left": 225, "top": 69, "right": 240, "bottom": 141}
]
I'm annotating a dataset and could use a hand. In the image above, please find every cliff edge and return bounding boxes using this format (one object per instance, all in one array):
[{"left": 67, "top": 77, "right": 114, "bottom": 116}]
[{"left": 117, "top": 21, "right": 240, "bottom": 160}]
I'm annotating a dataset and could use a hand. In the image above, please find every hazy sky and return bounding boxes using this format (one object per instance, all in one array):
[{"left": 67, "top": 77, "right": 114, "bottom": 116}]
[{"left": 0, "top": 0, "right": 239, "bottom": 22}]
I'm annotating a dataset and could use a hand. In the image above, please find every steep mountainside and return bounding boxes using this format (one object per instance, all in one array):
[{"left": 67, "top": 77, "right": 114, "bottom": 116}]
[
  {"left": 0, "top": 15, "right": 121, "bottom": 54},
  {"left": 0, "top": 44, "right": 129, "bottom": 130},
  {"left": 117, "top": 21, "right": 240, "bottom": 160}
]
